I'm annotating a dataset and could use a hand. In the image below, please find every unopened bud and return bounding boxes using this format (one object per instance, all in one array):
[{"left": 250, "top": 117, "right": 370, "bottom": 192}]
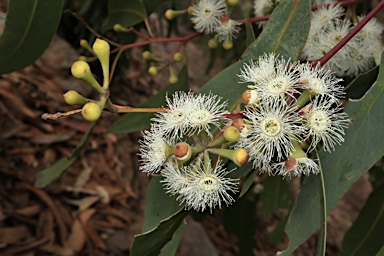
[
  {"left": 227, "top": 0, "right": 239, "bottom": 6},
  {"left": 93, "top": 39, "right": 110, "bottom": 83},
  {"left": 242, "top": 90, "right": 259, "bottom": 105},
  {"left": 284, "top": 158, "right": 298, "bottom": 172},
  {"left": 174, "top": 142, "right": 192, "bottom": 162},
  {"left": 63, "top": 90, "right": 89, "bottom": 105},
  {"left": 71, "top": 60, "right": 91, "bottom": 79},
  {"left": 80, "top": 39, "right": 93, "bottom": 53},
  {"left": 222, "top": 39, "right": 233, "bottom": 50},
  {"left": 148, "top": 66, "right": 159, "bottom": 76},
  {"left": 223, "top": 126, "right": 240, "bottom": 142},
  {"left": 169, "top": 75, "right": 178, "bottom": 84},
  {"left": 113, "top": 24, "right": 128, "bottom": 32},
  {"left": 82, "top": 102, "right": 101, "bottom": 121},
  {"left": 208, "top": 38, "right": 218, "bottom": 48},
  {"left": 71, "top": 61, "right": 104, "bottom": 94},
  {"left": 173, "top": 52, "right": 183, "bottom": 62},
  {"left": 299, "top": 103, "right": 313, "bottom": 116},
  {"left": 232, "top": 118, "right": 245, "bottom": 132},
  {"left": 234, "top": 148, "right": 249, "bottom": 166}
]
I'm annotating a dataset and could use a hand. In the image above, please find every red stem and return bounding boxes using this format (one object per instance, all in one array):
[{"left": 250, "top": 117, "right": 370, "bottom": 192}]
[{"left": 314, "top": 0, "right": 384, "bottom": 67}]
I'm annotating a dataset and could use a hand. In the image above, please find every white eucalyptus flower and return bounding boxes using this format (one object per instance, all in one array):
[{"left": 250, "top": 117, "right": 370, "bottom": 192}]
[
  {"left": 161, "top": 159, "right": 190, "bottom": 196},
  {"left": 304, "top": 96, "right": 349, "bottom": 152},
  {"left": 215, "top": 18, "right": 242, "bottom": 42},
  {"left": 298, "top": 63, "right": 344, "bottom": 101},
  {"left": 238, "top": 101, "right": 303, "bottom": 163},
  {"left": 138, "top": 126, "right": 174, "bottom": 174},
  {"left": 179, "top": 159, "right": 238, "bottom": 213},
  {"left": 237, "top": 53, "right": 277, "bottom": 85},
  {"left": 187, "top": 93, "right": 229, "bottom": 137},
  {"left": 191, "top": 0, "right": 227, "bottom": 33}
]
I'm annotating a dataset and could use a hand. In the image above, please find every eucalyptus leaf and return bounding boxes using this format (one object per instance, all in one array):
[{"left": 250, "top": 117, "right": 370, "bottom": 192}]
[
  {"left": 279, "top": 53, "right": 384, "bottom": 256},
  {"left": 239, "top": 168, "right": 257, "bottom": 197},
  {"left": 102, "top": 0, "right": 147, "bottom": 32},
  {"left": 34, "top": 122, "right": 96, "bottom": 188},
  {"left": 241, "top": 0, "right": 310, "bottom": 61},
  {"left": 260, "top": 175, "right": 291, "bottom": 220},
  {"left": 341, "top": 184, "right": 384, "bottom": 256},
  {"left": 131, "top": 209, "right": 187, "bottom": 256},
  {"left": 0, "top": 0, "right": 64, "bottom": 75},
  {"left": 344, "top": 66, "right": 379, "bottom": 100},
  {"left": 108, "top": 66, "right": 189, "bottom": 134}
]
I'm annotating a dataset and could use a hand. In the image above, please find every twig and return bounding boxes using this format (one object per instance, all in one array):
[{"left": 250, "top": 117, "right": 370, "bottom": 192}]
[{"left": 41, "top": 109, "right": 82, "bottom": 120}]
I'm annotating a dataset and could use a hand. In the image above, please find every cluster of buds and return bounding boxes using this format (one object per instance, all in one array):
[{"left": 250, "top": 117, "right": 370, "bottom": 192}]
[
  {"left": 166, "top": 0, "right": 242, "bottom": 49},
  {"left": 139, "top": 91, "right": 249, "bottom": 212},
  {"left": 237, "top": 53, "right": 349, "bottom": 178},
  {"left": 64, "top": 39, "right": 111, "bottom": 121},
  {"left": 142, "top": 50, "right": 183, "bottom": 84}
]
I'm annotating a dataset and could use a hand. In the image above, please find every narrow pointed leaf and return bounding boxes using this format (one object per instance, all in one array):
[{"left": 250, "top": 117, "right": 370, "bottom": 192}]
[
  {"left": 341, "top": 184, "right": 384, "bottom": 256},
  {"left": 102, "top": 0, "right": 147, "bottom": 32},
  {"left": 315, "top": 152, "right": 327, "bottom": 256},
  {"left": 34, "top": 122, "right": 96, "bottom": 187},
  {"left": 345, "top": 66, "right": 379, "bottom": 100},
  {"left": 279, "top": 53, "right": 384, "bottom": 256},
  {"left": 0, "top": 0, "right": 64, "bottom": 75},
  {"left": 241, "top": 0, "right": 310, "bottom": 61},
  {"left": 131, "top": 209, "right": 187, "bottom": 256}
]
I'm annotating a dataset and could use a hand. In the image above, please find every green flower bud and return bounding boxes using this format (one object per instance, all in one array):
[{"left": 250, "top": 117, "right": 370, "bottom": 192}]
[
  {"left": 169, "top": 75, "right": 178, "bottom": 84},
  {"left": 223, "top": 126, "right": 240, "bottom": 142},
  {"left": 71, "top": 60, "right": 91, "bottom": 79},
  {"left": 80, "top": 39, "right": 93, "bottom": 53},
  {"left": 81, "top": 102, "right": 101, "bottom": 121},
  {"left": 227, "top": 0, "right": 239, "bottom": 6},
  {"left": 113, "top": 24, "right": 128, "bottom": 32},
  {"left": 71, "top": 61, "right": 104, "bottom": 94},
  {"left": 173, "top": 52, "right": 183, "bottom": 62},
  {"left": 148, "top": 66, "right": 159, "bottom": 76},
  {"left": 92, "top": 39, "right": 110, "bottom": 86},
  {"left": 63, "top": 90, "right": 89, "bottom": 105},
  {"left": 208, "top": 38, "right": 218, "bottom": 48},
  {"left": 222, "top": 39, "right": 233, "bottom": 50},
  {"left": 142, "top": 50, "right": 158, "bottom": 61}
]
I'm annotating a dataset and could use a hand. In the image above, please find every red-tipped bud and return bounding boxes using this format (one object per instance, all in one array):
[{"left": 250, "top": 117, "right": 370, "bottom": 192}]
[
  {"left": 174, "top": 142, "right": 192, "bottom": 162},
  {"left": 284, "top": 158, "right": 298, "bottom": 172},
  {"left": 234, "top": 148, "right": 249, "bottom": 166}
]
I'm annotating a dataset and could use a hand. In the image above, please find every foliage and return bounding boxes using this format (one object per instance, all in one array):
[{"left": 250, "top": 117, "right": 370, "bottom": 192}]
[{"left": 2, "top": 0, "right": 384, "bottom": 255}]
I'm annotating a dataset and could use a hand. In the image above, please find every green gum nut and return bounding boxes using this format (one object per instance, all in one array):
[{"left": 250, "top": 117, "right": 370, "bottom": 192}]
[
  {"left": 92, "top": 39, "right": 110, "bottom": 84},
  {"left": 82, "top": 102, "right": 101, "bottom": 121},
  {"left": 71, "top": 61, "right": 104, "bottom": 94}
]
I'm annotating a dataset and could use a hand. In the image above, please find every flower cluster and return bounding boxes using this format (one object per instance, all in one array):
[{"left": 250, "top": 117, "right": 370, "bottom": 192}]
[
  {"left": 237, "top": 53, "right": 349, "bottom": 178},
  {"left": 301, "top": 2, "right": 383, "bottom": 77},
  {"left": 191, "top": 0, "right": 241, "bottom": 47},
  {"left": 139, "top": 91, "right": 245, "bottom": 212}
]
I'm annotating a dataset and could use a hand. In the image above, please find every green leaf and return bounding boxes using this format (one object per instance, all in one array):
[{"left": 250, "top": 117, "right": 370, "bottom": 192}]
[
  {"left": 260, "top": 176, "right": 291, "bottom": 220},
  {"left": 102, "top": 0, "right": 147, "bottom": 32},
  {"left": 143, "top": 177, "right": 184, "bottom": 232},
  {"left": 34, "top": 122, "right": 96, "bottom": 188},
  {"left": 131, "top": 209, "right": 187, "bottom": 256},
  {"left": 239, "top": 168, "right": 257, "bottom": 198},
  {"left": 376, "top": 245, "right": 384, "bottom": 256},
  {"left": 345, "top": 66, "right": 379, "bottom": 100},
  {"left": 0, "top": 0, "right": 64, "bottom": 75},
  {"left": 141, "top": 0, "right": 170, "bottom": 14},
  {"left": 341, "top": 184, "right": 384, "bottom": 256},
  {"left": 108, "top": 66, "right": 189, "bottom": 134},
  {"left": 224, "top": 191, "right": 256, "bottom": 255},
  {"left": 241, "top": 0, "right": 310, "bottom": 61},
  {"left": 136, "top": 176, "right": 186, "bottom": 256},
  {"left": 245, "top": 22, "right": 255, "bottom": 48},
  {"left": 279, "top": 53, "right": 384, "bottom": 256}
]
